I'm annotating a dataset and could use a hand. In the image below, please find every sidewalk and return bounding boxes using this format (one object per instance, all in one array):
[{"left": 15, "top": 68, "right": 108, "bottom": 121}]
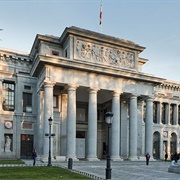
[
  {"left": 58, "top": 160, "right": 180, "bottom": 180},
  {"left": 1, "top": 160, "right": 180, "bottom": 180}
]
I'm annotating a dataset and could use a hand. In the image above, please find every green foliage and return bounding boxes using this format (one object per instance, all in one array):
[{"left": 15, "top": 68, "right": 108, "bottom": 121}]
[{"left": 0, "top": 166, "right": 91, "bottom": 179}]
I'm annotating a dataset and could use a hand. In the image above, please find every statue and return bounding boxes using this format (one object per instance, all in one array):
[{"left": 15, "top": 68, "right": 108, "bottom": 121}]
[{"left": 5, "top": 136, "right": 11, "bottom": 152}]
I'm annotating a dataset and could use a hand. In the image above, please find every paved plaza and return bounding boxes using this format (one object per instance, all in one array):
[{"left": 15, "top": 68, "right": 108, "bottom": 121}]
[
  {"left": 18, "top": 160, "right": 180, "bottom": 180},
  {"left": 59, "top": 160, "right": 180, "bottom": 180}
]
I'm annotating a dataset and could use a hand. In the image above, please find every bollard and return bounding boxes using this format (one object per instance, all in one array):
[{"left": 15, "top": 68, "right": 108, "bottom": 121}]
[{"left": 68, "top": 158, "right": 73, "bottom": 169}]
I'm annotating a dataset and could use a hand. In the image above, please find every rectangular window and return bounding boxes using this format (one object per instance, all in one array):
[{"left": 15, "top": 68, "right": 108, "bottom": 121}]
[
  {"left": 24, "top": 85, "right": 31, "bottom": 90},
  {"left": 170, "top": 104, "right": 173, "bottom": 125},
  {"left": 53, "top": 95, "right": 58, "bottom": 108},
  {"left": 23, "top": 93, "right": 32, "bottom": 112},
  {"left": 3, "top": 82, "right": 15, "bottom": 111},
  {"left": 162, "top": 103, "right": 165, "bottom": 124},
  {"left": 65, "top": 49, "right": 68, "bottom": 58},
  {"left": 76, "top": 108, "right": 86, "bottom": 122},
  {"left": 143, "top": 104, "right": 146, "bottom": 122},
  {"left": 153, "top": 102, "right": 157, "bottom": 124},
  {"left": 52, "top": 51, "right": 59, "bottom": 56},
  {"left": 22, "top": 122, "right": 33, "bottom": 129}
]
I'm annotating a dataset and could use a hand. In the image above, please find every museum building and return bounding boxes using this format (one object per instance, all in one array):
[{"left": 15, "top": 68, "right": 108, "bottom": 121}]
[{"left": 0, "top": 26, "right": 179, "bottom": 161}]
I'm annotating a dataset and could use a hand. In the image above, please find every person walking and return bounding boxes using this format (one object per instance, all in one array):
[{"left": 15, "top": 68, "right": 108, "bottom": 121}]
[
  {"left": 174, "top": 152, "right": 178, "bottom": 163},
  {"left": 145, "top": 152, "right": 150, "bottom": 165},
  {"left": 32, "top": 148, "right": 37, "bottom": 166},
  {"left": 165, "top": 152, "right": 168, "bottom": 161}
]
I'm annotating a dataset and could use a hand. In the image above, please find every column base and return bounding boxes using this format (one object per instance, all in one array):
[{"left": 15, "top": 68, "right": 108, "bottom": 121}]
[
  {"left": 111, "top": 156, "right": 123, "bottom": 161},
  {"left": 66, "top": 157, "right": 79, "bottom": 161},
  {"left": 128, "top": 156, "right": 140, "bottom": 161},
  {"left": 41, "top": 157, "right": 56, "bottom": 163},
  {"left": 55, "top": 156, "right": 66, "bottom": 162},
  {"left": 137, "top": 156, "right": 146, "bottom": 161},
  {"left": 138, "top": 156, "right": 157, "bottom": 161},
  {"left": 86, "top": 157, "right": 100, "bottom": 161}
]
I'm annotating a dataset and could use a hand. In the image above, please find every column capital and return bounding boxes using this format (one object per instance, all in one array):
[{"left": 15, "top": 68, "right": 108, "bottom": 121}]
[
  {"left": 65, "top": 84, "right": 78, "bottom": 90},
  {"left": 112, "top": 91, "right": 122, "bottom": 96},
  {"left": 44, "top": 81, "right": 56, "bottom": 87},
  {"left": 146, "top": 96, "right": 154, "bottom": 101},
  {"left": 130, "top": 94, "right": 138, "bottom": 98},
  {"left": 88, "top": 88, "right": 99, "bottom": 93}
]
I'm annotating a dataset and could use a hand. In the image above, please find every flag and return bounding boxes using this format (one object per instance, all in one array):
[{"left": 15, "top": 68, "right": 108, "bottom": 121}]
[{"left": 100, "top": 3, "right": 102, "bottom": 25}]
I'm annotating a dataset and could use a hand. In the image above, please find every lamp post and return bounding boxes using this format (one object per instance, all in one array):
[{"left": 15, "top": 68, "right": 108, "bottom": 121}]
[
  {"left": 105, "top": 111, "right": 113, "bottom": 180},
  {"left": 45, "top": 117, "right": 55, "bottom": 166}
]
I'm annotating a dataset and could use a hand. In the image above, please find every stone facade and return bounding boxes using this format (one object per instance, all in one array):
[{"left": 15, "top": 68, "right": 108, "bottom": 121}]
[{"left": 0, "top": 26, "right": 179, "bottom": 161}]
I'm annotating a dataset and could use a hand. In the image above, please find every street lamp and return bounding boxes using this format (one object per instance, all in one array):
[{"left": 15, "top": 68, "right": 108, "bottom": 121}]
[
  {"left": 105, "top": 111, "right": 113, "bottom": 180},
  {"left": 45, "top": 117, "right": 55, "bottom": 166}
]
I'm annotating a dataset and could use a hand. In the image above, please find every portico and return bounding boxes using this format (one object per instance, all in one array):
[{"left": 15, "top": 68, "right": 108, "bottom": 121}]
[{"left": 30, "top": 27, "right": 164, "bottom": 161}]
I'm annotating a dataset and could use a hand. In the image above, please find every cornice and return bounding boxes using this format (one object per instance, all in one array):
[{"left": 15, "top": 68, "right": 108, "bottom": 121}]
[
  {"left": 60, "top": 26, "right": 146, "bottom": 52},
  {"left": 156, "top": 82, "right": 180, "bottom": 91},
  {"left": 31, "top": 54, "right": 164, "bottom": 85},
  {"left": 0, "top": 48, "right": 31, "bottom": 63}
]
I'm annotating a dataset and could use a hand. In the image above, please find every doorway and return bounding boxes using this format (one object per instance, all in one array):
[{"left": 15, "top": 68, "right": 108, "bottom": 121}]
[
  {"left": 20, "top": 134, "right": 33, "bottom": 159},
  {"left": 76, "top": 131, "right": 85, "bottom": 159}
]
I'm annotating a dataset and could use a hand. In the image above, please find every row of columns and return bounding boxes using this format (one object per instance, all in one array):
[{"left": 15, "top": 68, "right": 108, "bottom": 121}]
[
  {"left": 42, "top": 82, "right": 154, "bottom": 160},
  {"left": 155, "top": 102, "right": 179, "bottom": 125}
]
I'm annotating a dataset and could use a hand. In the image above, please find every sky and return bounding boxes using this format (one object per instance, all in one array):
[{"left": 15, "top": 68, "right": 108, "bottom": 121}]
[{"left": 0, "top": 0, "right": 180, "bottom": 82}]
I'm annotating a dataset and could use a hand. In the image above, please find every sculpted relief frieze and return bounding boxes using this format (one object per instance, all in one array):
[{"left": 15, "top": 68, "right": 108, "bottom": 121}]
[{"left": 74, "top": 39, "right": 135, "bottom": 69}]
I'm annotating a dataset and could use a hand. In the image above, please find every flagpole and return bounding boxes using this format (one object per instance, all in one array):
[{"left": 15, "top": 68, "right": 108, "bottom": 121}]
[{"left": 100, "top": 0, "right": 103, "bottom": 33}]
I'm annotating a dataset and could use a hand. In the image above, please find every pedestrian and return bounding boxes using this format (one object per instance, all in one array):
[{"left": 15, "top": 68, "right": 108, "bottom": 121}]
[
  {"left": 145, "top": 152, "right": 150, "bottom": 165},
  {"left": 174, "top": 152, "right": 178, "bottom": 163},
  {"left": 165, "top": 152, "right": 168, "bottom": 161},
  {"left": 32, "top": 148, "right": 37, "bottom": 166}
]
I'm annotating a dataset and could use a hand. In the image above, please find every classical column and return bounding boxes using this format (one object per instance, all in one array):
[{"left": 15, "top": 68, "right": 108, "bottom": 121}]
[
  {"left": 145, "top": 97, "right": 154, "bottom": 157},
  {"left": 165, "top": 103, "right": 170, "bottom": 125},
  {"left": 87, "top": 88, "right": 99, "bottom": 161},
  {"left": 66, "top": 85, "right": 77, "bottom": 160},
  {"left": 111, "top": 91, "right": 122, "bottom": 161},
  {"left": 129, "top": 94, "right": 138, "bottom": 160},
  {"left": 43, "top": 82, "right": 54, "bottom": 159}
]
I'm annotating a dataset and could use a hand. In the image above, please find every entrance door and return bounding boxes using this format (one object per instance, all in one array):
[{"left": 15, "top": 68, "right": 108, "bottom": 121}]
[
  {"left": 76, "top": 131, "right": 85, "bottom": 159},
  {"left": 153, "top": 132, "right": 160, "bottom": 159},
  {"left": 76, "top": 138, "right": 85, "bottom": 159},
  {"left": 21, "top": 134, "right": 33, "bottom": 159}
]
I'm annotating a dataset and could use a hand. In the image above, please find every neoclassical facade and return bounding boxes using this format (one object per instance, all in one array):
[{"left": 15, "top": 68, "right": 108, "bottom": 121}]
[{"left": 0, "top": 26, "right": 179, "bottom": 161}]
